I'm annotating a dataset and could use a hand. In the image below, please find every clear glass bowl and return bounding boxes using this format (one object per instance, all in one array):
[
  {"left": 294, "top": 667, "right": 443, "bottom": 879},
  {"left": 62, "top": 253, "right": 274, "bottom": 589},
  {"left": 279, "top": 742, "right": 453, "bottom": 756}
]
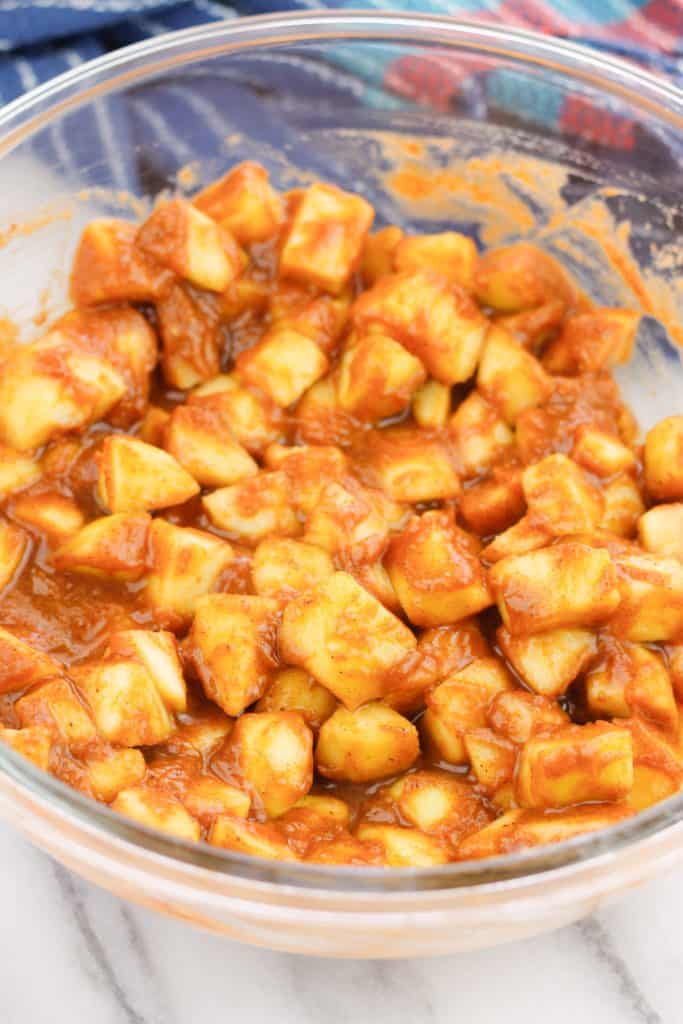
[{"left": 1, "top": 11, "right": 683, "bottom": 957}]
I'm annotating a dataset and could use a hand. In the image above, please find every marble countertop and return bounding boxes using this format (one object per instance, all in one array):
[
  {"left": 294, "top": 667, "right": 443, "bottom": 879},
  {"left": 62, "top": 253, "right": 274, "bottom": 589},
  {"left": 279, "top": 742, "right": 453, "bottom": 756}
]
[{"left": 1, "top": 821, "right": 680, "bottom": 1023}]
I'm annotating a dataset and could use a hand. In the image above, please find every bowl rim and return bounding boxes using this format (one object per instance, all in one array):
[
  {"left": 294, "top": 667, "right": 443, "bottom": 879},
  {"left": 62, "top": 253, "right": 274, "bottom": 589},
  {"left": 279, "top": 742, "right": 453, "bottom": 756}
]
[{"left": 1, "top": 9, "right": 683, "bottom": 893}]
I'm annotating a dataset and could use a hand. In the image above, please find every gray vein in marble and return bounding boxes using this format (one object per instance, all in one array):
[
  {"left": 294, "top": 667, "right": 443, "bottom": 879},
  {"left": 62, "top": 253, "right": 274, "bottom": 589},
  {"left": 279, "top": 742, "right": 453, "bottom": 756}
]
[
  {"left": 51, "top": 863, "right": 148, "bottom": 1024},
  {"left": 118, "top": 904, "right": 178, "bottom": 1024},
  {"left": 577, "top": 918, "right": 663, "bottom": 1024}
]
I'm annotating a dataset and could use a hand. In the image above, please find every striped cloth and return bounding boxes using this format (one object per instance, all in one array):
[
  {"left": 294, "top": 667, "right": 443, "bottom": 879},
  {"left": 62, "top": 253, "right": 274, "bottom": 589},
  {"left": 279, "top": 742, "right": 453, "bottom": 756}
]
[{"left": 1, "top": 1, "right": 682, "bottom": 193}]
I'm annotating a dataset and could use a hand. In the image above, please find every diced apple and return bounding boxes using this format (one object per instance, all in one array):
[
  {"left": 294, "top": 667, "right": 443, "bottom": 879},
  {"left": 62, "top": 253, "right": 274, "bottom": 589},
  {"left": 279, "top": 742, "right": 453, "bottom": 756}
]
[
  {"left": 226, "top": 711, "right": 313, "bottom": 818},
  {"left": 113, "top": 786, "right": 201, "bottom": 840},
  {"left": 317, "top": 703, "right": 419, "bottom": 783},
  {"left": 490, "top": 541, "right": 621, "bottom": 633},
  {"left": 477, "top": 326, "right": 553, "bottom": 425},
  {"left": 188, "top": 594, "right": 281, "bottom": 716},
  {"left": 353, "top": 269, "right": 487, "bottom": 384},
  {"left": 236, "top": 328, "right": 329, "bottom": 408},
  {"left": 202, "top": 471, "right": 299, "bottom": 545},
  {"left": 194, "top": 161, "right": 282, "bottom": 243},
  {"left": 279, "top": 182, "right": 374, "bottom": 294},
  {"left": 53, "top": 513, "right": 150, "bottom": 581},
  {"left": 165, "top": 403, "right": 257, "bottom": 488},
  {"left": 145, "top": 519, "right": 234, "bottom": 629},
  {"left": 70, "top": 218, "right": 170, "bottom": 306},
  {"left": 137, "top": 197, "right": 243, "bottom": 292},
  {"left": 106, "top": 629, "right": 187, "bottom": 712},
  {"left": 251, "top": 538, "right": 334, "bottom": 600},
  {"left": 279, "top": 571, "right": 416, "bottom": 710},
  {"left": 72, "top": 659, "right": 174, "bottom": 746},
  {"left": 96, "top": 435, "right": 199, "bottom": 514},
  {"left": 497, "top": 626, "right": 595, "bottom": 697},
  {"left": 386, "top": 510, "right": 492, "bottom": 627}
]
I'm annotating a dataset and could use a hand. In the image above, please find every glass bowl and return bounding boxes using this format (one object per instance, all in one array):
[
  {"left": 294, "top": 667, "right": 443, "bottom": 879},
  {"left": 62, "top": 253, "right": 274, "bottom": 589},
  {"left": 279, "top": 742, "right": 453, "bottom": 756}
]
[{"left": 0, "top": 10, "right": 683, "bottom": 957}]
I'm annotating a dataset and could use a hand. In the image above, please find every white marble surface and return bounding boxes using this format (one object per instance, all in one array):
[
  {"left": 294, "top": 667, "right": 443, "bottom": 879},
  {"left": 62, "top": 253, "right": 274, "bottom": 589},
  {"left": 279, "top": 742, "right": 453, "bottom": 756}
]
[{"left": 1, "top": 821, "right": 681, "bottom": 1023}]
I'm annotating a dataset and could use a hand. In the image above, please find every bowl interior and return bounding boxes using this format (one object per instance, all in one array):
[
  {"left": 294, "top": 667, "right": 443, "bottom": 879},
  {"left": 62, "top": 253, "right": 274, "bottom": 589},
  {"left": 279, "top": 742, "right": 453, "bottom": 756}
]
[{"left": 0, "top": 13, "right": 682, "bottom": 889}]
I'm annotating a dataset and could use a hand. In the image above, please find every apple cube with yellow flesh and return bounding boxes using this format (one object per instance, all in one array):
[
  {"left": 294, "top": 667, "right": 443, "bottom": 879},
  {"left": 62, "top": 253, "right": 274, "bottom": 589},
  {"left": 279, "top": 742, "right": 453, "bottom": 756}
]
[
  {"left": 497, "top": 626, "right": 595, "bottom": 698},
  {"left": 188, "top": 594, "right": 281, "bottom": 716},
  {"left": 164, "top": 402, "right": 257, "bottom": 489},
  {"left": 11, "top": 492, "right": 84, "bottom": 541},
  {"left": 194, "top": 161, "right": 282, "bottom": 243},
  {"left": 279, "top": 182, "right": 374, "bottom": 294},
  {"left": 460, "top": 468, "right": 525, "bottom": 537},
  {"left": 638, "top": 503, "right": 683, "bottom": 561},
  {"left": 463, "top": 729, "right": 517, "bottom": 795},
  {"left": 412, "top": 379, "right": 451, "bottom": 429},
  {"left": 458, "top": 805, "right": 632, "bottom": 859},
  {"left": 600, "top": 473, "right": 645, "bottom": 537},
  {"left": 0, "top": 446, "right": 42, "bottom": 499},
  {"left": 448, "top": 392, "right": 514, "bottom": 479},
  {"left": 624, "top": 717, "right": 683, "bottom": 811},
  {"left": 354, "top": 824, "right": 450, "bottom": 866},
  {"left": 571, "top": 424, "right": 636, "bottom": 478},
  {"left": 316, "top": 703, "right": 419, "bottom": 783},
  {"left": 106, "top": 629, "right": 186, "bottom": 712},
  {"left": 236, "top": 328, "right": 329, "bottom": 408},
  {"left": 16, "top": 676, "right": 97, "bottom": 748},
  {"left": 145, "top": 520, "right": 235, "bottom": 629},
  {"left": 480, "top": 517, "right": 552, "bottom": 564},
  {"left": 0, "top": 627, "right": 62, "bottom": 694},
  {"left": 474, "top": 243, "right": 573, "bottom": 313},
  {"left": 609, "top": 549, "right": 683, "bottom": 642},
  {"left": 97, "top": 435, "right": 199, "bottom": 514},
  {"left": 361, "top": 225, "right": 403, "bottom": 287},
  {"left": 53, "top": 513, "right": 150, "bottom": 581},
  {"left": 386, "top": 510, "right": 492, "bottom": 627},
  {"left": 516, "top": 723, "right": 633, "bottom": 809},
  {"left": 394, "top": 231, "right": 477, "bottom": 290},
  {"left": 226, "top": 711, "right": 313, "bottom": 818},
  {"left": 644, "top": 415, "right": 683, "bottom": 501},
  {"left": 279, "top": 571, "right": 416, "bottom": 710},
  {"left": 189, "top": 380, "right": 282, "bottom": 456},
  {"left": 359, "top": 427, "right": 460, "bottom": 503},
  {"left": 209, "top": 815, "right": 297, "bottom": 860},
  {"left": 422, "top": 658, "right": 514, "bottom": 765},
  {"left": 84, "top": 748, "right": 146, "bottom": 802},
  {"left": 585, "top": 640, "right": 678, "bottom": 733},
  {"left": 477, "top": 326, "right": 553, "bottom": 424},
  {"left": 336, "top": 332, "right": 426, "bottom": 422},
  {"left": 169, "top": 707, "right": 234, "bottom": 759},
  {"left": 303, "top": 478, "right": 392, "bottom": 559},
  {"left": 0, "top": 330, "right": 126, "bottom": 451},
  {"left": 252, "top": 538, "right": 334, "bottom": 600},
  {"left": 264, "top": 443, "right": 348, "bottom": 515},
  {"left": 113, "top": 786, "right": 201, "bottom": 841},
  {"left": 0, "top": 726, "right": 53, "bottom": 771},
  {"left": 306, "top": 835, "right": 384, "bottom": 865},
  {"left": 180, "top": 776, "right": 250, "bottom": 826},
  {"left": 255, "top": 668, "right": 337, "bottom": 731},
  {"left": 353, "top": 269, "right": 488, "bottom": 384},
  {"left": 203, "top": 471, "right": 299, "bottom": 545},
  {"left": 489, "top": 542, "right": 621, "bottom": 634},
  {"left": 70, "top": 218, "right": 171, "bottom": 306},
  {"left": 544, "top": 308, "right": 639, "bottom": 373},
  {"left": 72, "top": 660, "right": 174, "bottom": 747},
  {"left": 137, "top": 197, "right": 243, "bottom": 292},
  {"left": 522, "top": 454, "right": 604, "bottom": 536},
  {"left": 387, "top": 769, "right": 491, "bottom": 838},
  {"left": 486, "top": 689, "right": 569, "bottom": 744}
]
